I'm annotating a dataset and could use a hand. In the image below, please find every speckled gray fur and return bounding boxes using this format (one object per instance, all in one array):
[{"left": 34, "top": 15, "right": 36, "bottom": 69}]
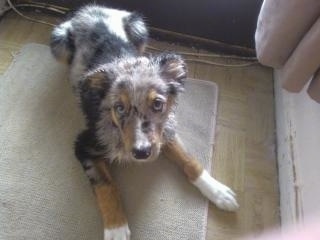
[{"left": 50, "top": 4, "right": 187, "bottom": 170}]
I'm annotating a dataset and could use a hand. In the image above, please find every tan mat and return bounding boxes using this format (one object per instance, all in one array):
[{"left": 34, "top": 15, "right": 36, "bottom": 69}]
[{"left": 0, "top": 44, "right": 218, "bottom": 240}]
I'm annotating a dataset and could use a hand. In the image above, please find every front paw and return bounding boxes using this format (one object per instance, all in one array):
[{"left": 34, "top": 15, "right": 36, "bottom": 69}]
[
  {"left": 193, "top": 170, "right": 239, "bottom": 211},
  {"left": 104, "top": 224, "right": 131, "bottom": 240}
]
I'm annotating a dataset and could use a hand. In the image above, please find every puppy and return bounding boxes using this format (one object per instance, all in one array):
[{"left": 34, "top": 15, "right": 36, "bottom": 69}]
[{"left": 50, "top": 5, "right": 238, "bottom": 240}]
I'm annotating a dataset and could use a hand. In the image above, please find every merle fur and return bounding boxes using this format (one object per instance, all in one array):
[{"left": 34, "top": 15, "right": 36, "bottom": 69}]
[{"left": 50, "top": 4, "right": 186, "bottom": 183}]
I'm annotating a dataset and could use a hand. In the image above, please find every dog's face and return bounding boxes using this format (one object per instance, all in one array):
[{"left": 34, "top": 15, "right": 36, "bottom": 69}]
[{"left": 85, "top": 54, "right": 186, "bottom": 162}]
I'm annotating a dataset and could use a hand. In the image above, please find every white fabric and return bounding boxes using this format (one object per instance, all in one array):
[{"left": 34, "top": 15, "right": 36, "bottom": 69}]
[{"left": 0, "top": 43, "right": 218, "bottom": 240}]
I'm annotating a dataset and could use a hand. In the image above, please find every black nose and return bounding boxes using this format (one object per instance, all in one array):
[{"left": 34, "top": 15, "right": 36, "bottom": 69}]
[{"left": 132, "top": 146, "right": 151, "bottom": 159}]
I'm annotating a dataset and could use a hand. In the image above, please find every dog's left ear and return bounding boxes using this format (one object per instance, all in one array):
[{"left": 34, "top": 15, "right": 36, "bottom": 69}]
[
  {"left": 84, "top": 68, "right": 113, "bottom": 91},
  {"left": 155, "top": 53, "right": 187, "bottom": 94}
]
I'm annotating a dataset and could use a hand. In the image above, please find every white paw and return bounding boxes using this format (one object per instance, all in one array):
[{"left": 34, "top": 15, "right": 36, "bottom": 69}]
[
  {"left": 192, "top": 170, "right": 239, "bottom": 211},
  {"left": 104, "top": 224, "right": 131, "bottom": 240}
]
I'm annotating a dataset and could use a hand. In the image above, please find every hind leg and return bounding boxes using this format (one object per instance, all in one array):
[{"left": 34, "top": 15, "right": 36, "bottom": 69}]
[{"left": 75, "top": 129, "right": 130, "bottom": 240}]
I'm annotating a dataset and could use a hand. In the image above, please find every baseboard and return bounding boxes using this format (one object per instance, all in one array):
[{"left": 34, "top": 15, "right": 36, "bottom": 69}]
[
  {"left": 274, "top": 70, "right": 302, "bottom": 226},
  {"left": 274, "top": 68, "right": 320, "bottom": 226},
  {"left": 149, "top": 27, "right": 256, "bottom": 57}
]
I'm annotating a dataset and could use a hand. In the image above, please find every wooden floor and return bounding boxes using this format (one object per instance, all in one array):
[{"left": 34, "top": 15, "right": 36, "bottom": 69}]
[{"left": 0, "top": 12, "right": 280, "bottom": 240}]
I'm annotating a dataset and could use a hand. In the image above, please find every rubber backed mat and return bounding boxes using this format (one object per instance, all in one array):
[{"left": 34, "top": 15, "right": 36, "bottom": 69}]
[{"left": 0, "top": 43, "right": 218, "bottom": 240}]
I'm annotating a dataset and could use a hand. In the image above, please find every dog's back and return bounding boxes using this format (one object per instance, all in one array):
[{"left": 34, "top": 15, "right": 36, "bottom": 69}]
[{"left": 50, "top": 5, "right": 148, "bottom": 78}]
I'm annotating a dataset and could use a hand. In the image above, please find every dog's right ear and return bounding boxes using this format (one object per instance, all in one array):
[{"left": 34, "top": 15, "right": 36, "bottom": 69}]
[{"left": 154, "top": 53, "right": 187, "bottom": 95}]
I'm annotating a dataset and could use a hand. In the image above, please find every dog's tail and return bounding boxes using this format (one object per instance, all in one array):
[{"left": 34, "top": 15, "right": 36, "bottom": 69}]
[
  {"left": 123, "top": 12, "right": 148, "bottom": 53},
  {"left": 50, "top": 20, "right": 75, "bottom": 64}
]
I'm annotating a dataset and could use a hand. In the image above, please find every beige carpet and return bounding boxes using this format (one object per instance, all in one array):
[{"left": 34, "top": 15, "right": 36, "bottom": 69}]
[{"left": 0, "top": 44, "right": 218, "bottom": 240}]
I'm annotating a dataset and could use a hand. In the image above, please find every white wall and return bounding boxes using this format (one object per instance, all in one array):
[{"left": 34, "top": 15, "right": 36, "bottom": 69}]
[{"left": 275, "top": 70, "right": 320, "bottom": 226}]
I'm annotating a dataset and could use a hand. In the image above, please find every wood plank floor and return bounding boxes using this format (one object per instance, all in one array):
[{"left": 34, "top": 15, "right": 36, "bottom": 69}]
[{"left": 0, "top": 12, "right": 280, "bottom": 240}]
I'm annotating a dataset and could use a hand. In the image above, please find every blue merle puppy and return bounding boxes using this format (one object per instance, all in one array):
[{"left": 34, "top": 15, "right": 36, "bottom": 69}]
[{"left": 50, "top": 4, "right": 238, "bottom": 240}]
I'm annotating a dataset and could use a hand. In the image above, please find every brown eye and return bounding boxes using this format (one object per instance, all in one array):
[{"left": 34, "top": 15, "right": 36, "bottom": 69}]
[
  {"left": 152, "top": 98, "right": 164, "bottom": 112},
  {"left": 114, "top": 103, "right": 126, "bottom": 116}
]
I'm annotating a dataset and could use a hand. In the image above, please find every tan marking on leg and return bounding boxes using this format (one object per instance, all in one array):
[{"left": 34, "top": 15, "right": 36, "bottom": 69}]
[
  {"left": 184, "top": 160, "right": 203, "bottom": 181},
  {"left": 94, "top": 160, "right": 112, "bottom": 182},
  {"left": 93, "top": 160, "right": 128, "bottom": 229},
  {"left": 162, "top": 138, "right": 203, "bottom": 181}
]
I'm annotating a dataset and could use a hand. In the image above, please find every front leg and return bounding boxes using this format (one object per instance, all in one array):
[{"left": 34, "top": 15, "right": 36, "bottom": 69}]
[
  {"left": 91, "top": 160, "right": 130, "bottom": 240},
  {"left": 75, "top": 129, "right": 130, "bottom": 239},
  {"left": 163, "top": 137, "right": 239, "bottom": 211}
]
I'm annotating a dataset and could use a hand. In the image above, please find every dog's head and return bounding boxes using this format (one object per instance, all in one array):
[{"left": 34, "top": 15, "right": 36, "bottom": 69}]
[{"left": 84, "top": 53, "right": 187, "bottom": 162}]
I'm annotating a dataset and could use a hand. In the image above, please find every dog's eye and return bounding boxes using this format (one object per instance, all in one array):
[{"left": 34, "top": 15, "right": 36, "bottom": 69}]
[
  {"left": 152, "top": 98, "right": 164, "bottom": 112},
  {"left": 114, "top": 103, "right": 126, "bottom": 115}
]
